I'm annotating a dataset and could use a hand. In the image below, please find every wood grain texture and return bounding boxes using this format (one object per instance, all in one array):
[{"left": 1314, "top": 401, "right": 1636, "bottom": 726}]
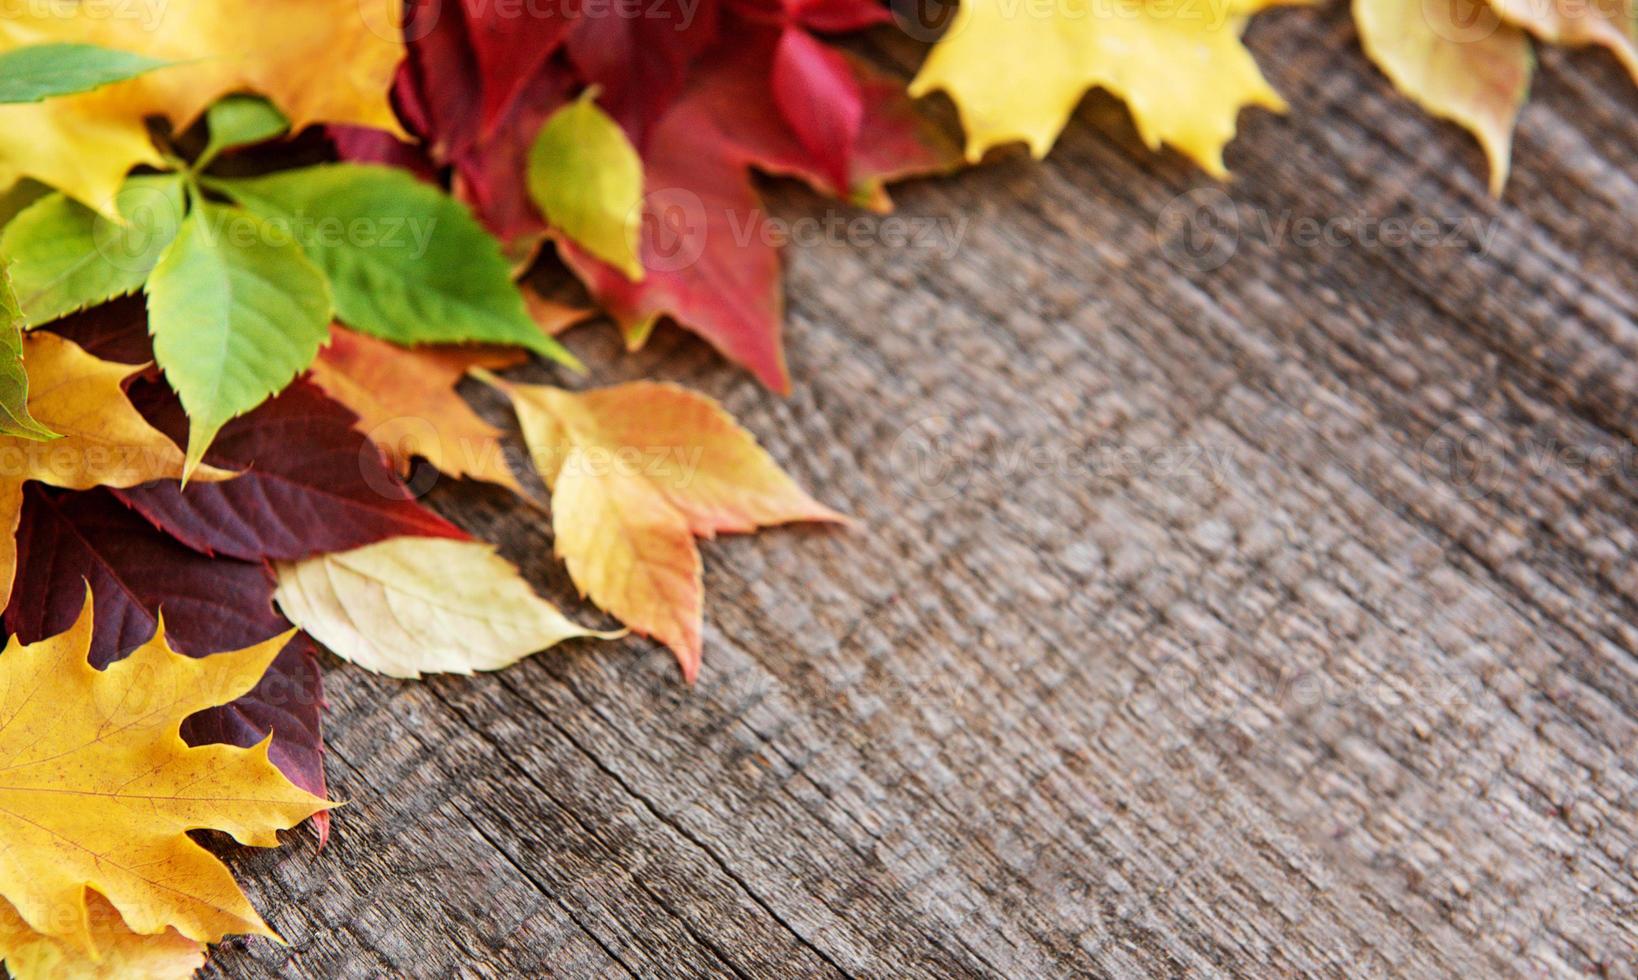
[{"left": 204, "top": 10, "right": 1638, "bottom": 977}]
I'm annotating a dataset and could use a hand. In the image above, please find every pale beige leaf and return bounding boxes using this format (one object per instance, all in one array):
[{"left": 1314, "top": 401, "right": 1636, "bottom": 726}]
[
  {"left": 273, "top": 537, "right": 618, "bottom": 679},
  {"left": 1355, "top": 0, "right": 1533, "bottom": 193}
]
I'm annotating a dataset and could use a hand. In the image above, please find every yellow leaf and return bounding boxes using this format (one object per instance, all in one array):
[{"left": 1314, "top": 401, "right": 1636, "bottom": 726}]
[
  {"left": 481, "top": 378, "right": 845, "bottom": 682},
  {"left": 0, "top": 595, "right": 329, "bottom": 955},
  {"left": 0, "top": 0, "right": 404, "bottom": 212},
  {"left": 0, "top": 891, "right": 204, "bottom": 980},
  {"left": 0, "top": 333, "right": 230, "bottom": 607},
  {"left": 273, "top": 537, "right": 620, "bottom": 679},
  {"left": 308, "top": 326, "right": 527, "bottom": 493},
  {"left": 1355, "top": 0, "right": 1533, "bottom": 194},
  {"left": 528, "top": 92, "right": 647, "bottom": 281},
  {"left": 909, "top": 0, "right": 1287, "bottom": 175},
  {"left": 1488, "top": 0, "right": 1637, "bottom": 83}
]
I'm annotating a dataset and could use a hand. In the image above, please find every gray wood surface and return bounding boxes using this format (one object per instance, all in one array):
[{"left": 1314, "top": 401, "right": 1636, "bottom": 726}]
[{"left": 207, "top": 9, "right": 1638, "bottom": 977}]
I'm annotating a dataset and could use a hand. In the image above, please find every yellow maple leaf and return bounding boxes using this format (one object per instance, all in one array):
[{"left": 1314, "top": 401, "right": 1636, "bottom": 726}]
[
  {"left": 0, "top": 595, "right": 329, "bottom": 958},
  {"left": 909, "top": 0, "right": 1288, "bottom": 175},
  {"left": 0, "top": 332, "right": 228, "bottom": 607},
  {"left": 0, "top": 891, "right": 204, "bottom": 980},
  {"left": 1355, "top": 0, "right": 1533, "bottom": 194},
  {"left": 0, "top": 0, "right": 404, "bottom": 212},
  {"left": 307, "top": 327, "right": 528, "bottom": 494},
  {"left": 274, "top": 537, "right": 620, "bottom": 679},
  {"left": 479, "top": 377, "right": 845, "bottom": 682}
]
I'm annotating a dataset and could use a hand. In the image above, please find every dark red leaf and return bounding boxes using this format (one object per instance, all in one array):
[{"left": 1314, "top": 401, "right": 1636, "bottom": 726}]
[
  {"left": 328, "top": 124, "right": 440, "bottom": 183},
  {"left": 453, "top": 59, "right": 578, "bottom": 244},
  {"left": 461, "top": 0, "right": 576, "bottom": 132},
  {"left": 565, "top": 0, "right": 721, "bottom": 146},
  {"left": 114, "top": 377, "right": 467, "bottom": 562},
  {"left": 41, "top": 296, "right": 155, "bottom": 366}
]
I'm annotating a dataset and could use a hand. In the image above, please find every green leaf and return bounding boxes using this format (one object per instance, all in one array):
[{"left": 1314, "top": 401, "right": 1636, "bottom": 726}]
[
  {"left": 1, "top": 175, "right": 186, "bottom": 326},
  {"left": 0, "top": 180, "right": 50, "bottom": 230},
  {"left": 0, "top": 43, "right": 170, "bottom": 104},
  {"left": 197, "top": 95, "right": 290, "bottom": 170},
  {"left": 207, "top": 164, "right": 579, "bottom": 367},
  {"left": 528, "top": 91, "right": 646, "bottom": 281},
  {"left": 0, "top": 264, "right": 56, "bottom": 441},
  {"left": 144, "top": 200, "right": 333, "bottom": 474}
]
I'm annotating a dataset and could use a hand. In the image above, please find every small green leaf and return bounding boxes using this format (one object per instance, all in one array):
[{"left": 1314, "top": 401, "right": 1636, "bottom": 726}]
[
  {"left": 2, "top": 175, "right": 186, "bottom": 326},
  {"left": 0, "top": 43, "right": 170, "bottom": 104},
  {"left": 197, "top": 95, "right": 290, "bottom": 170},
  {"left": 528, "top": 92, "right": 646, "bottom": 281},
  {"left": 0, "top": 264, "right": 56, "bottom": 441},
  {"left": 207, "top": 164, "right": 578, "bottom": 367},
  {"left": 145, "top": 201, "right": 332, "bottom": 474}
]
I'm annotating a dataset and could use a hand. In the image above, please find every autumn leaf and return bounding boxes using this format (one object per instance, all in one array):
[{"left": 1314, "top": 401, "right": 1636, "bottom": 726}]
[
  {"left": 564, "top": 0, "right": 723, "bottom": 144},
  {"left": 31, "top": 295, "right": 158, "bottom": 366},
  {"left": 197, "top": 95, "right": 292, "bottom": 169},
  {"left": 0, "top": 264, "right": 53, "bottom": 441},
  {"left": 206, "top": 164, "right": 579, "bottom": 364},
  {"left": 0, "top": 43, "right": 170, "bottom": 105},
  {"left": 274, "top": 537, "right": 619, "bottom": 679},
  {"left": 114, "top": 376, "right": 468, "bottom": 561},
  {"left": 144, "top": 199, "right": 334, "bottom": 474},
  {"left": 554, "top": 40, "right": 958, "bottom": 392},
  {"left": 2, "top": 174, "right": 188, "bottom": 326},
  {"left": 5, "top": 486, "right": 331, "bottom": 816},
  {"left": 368, "top": 8, "right": 955, "bottom": 390},
  {"left": 1488, "top": 0, "right": 1638, "bottom": 81},
  {"left": 1353, "top": 0, "right": 1638, "bottom": 191},
  {"left": 528, "top": 92, "right": 647, "bottom": 280},
  {"left": 0, "top": 0, "right": 404, "bottom": 212},
  {"left": 0, "top": 331, "right": 225, "bottom": 608},
  {"left": 1, "top": 890, "right": 204, "bottom": 980},
  {"left": 478, "top": 376, "right": 844, "bottom": 682},
  {"left": 308, "top": 326, "right": 527, "bottom": 493},
  {"left": 911, "top": 0, "right": 1286, "bottom": 175},
  {"left": 0, "top": 592, "right": 329, "bottom": 952},
  {"left": 461, "top": 0, "right": 577, "bottom": 132},
  {"left": 771, "top": 27, "right": 868, "bottom": 192},
  {"left": 524, "top": 288, "right": 597, "bottom": 337},
  {"left": 1355, "top": 0, "right": 1532, "bottom": 193}
]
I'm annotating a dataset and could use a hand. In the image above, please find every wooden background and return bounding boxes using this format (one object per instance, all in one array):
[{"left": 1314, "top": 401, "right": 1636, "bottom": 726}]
[{"left": 207, "top": 6, "right": 1638, "bottom": 977}]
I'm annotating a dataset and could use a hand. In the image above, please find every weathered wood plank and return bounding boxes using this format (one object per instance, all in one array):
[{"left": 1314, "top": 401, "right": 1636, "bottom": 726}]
[{"left": 206, "top": 10, "right": 1638, "bottom": 978}]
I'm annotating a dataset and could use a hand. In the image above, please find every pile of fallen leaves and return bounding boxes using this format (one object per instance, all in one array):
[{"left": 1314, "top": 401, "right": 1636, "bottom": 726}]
[{"left": 0, "top": 0, "right": 1632, "bottom": 972}]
